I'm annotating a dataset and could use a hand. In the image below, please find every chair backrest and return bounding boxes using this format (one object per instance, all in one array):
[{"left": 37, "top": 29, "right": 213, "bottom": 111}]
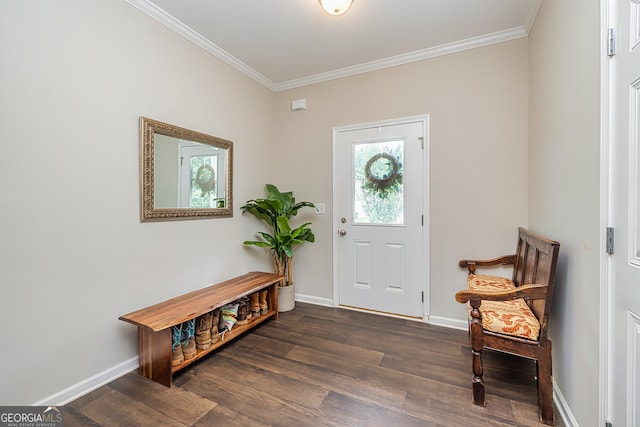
[{"left": 511, "top": 227, "right": 560, "bottom": 341}]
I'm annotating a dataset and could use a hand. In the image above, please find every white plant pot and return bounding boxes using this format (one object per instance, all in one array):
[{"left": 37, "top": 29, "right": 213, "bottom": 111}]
[{"left": 278, "top": 283, "right": 296, "bottom": 312}]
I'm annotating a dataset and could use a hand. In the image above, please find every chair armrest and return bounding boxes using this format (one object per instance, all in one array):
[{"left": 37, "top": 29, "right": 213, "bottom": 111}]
[
  {"left": 455, "top": 283, "right": 548, "bottom": 304},
  {"left": 458, "top": 254, "right": 516, "bottom": 273}
]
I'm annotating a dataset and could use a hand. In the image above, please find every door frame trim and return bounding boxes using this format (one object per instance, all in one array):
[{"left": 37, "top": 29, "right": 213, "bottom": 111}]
[
  {"left": 331, "top": 114, "right": 430, "bottom": 319},
  {"left": 600, "top": 0, "right": 613, "bottom": 425}
]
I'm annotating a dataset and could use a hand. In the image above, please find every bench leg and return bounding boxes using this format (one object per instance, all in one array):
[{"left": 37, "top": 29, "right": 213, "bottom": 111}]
[
  {"left": 469, "top": 299, "right": 485, "bottom": 406},
  {"left": 139, "top": 327, "right": 172, "bottom": 387},
  {"left": 537, "top": 340, "right": 555, "bottom": 425}
]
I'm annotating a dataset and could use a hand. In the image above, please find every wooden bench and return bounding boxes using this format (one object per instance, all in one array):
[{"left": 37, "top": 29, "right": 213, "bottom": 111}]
[
  {"left": 455, "top": 228, "right": 560, "bottom": 425},
  {"left": 119, "top": 271, "right": 284, "bottom": 387}
]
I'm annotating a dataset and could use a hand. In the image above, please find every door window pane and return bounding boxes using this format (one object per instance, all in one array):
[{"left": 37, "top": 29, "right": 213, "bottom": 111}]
[
  {"left": 353, "top": 140, "right": 404, "bottom": 225},
  {"left": 189, "top": 155, "right": 218, "bottom": 207}
]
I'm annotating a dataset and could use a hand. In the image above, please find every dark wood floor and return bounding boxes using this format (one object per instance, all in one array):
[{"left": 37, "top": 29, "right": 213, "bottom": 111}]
[{"left": 64, "top": 303, "right": 564, "bottom": 426}]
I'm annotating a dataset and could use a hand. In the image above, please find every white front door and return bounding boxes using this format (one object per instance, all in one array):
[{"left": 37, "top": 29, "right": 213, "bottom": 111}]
[
  {"left": 334, "top": 117, "right": 427, "bottom": 318},
  {"left": 609, "top": 0, "right": 640, "bottom": 425}
]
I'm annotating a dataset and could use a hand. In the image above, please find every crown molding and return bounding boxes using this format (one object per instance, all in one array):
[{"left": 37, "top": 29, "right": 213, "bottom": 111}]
[
  {"left": 273, "top": 27, "right": 528, "bottom": 91},
  {"left": 126, "top": 0, "right": 530, "bottom": 92},
  {"left": 524, "top": 0, "right": 542, "bottom": 33},
  {"left": 125, "top": 0, "right": 278, "bottom": 90}
]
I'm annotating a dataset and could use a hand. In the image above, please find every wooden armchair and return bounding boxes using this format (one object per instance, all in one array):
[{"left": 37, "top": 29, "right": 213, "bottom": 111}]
[{"left": 455, "top": 227, "right": 560, "bottom": 425}]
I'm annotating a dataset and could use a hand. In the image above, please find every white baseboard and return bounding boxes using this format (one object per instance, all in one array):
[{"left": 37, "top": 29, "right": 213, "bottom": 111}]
[
  {"left": 553, "top": 379, "right": 579, "bottom": 426},
  {"left": 428, "top": 315, "right": 469, "bottom": 331},
  {"left": 33, "top": 356, "right": 138, "bottom": 406},
  {"left": 295, "top": 293, "right": 335, "bottom": 307}
]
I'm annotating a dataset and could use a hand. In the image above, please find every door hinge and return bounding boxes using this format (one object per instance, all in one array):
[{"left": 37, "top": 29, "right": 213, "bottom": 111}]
[
  {"left": 606, "top": 227, "right": 615, "bottom": 254},
  {"left": 421, "top": 291, "right": 424, "bottom": 303},
  {"left": 605, "top": 421, "right": 612, "bottom": 427},
  {"left": 608, "top": 28, "right": 616, "bottom": 56},
  {"left": 418, "top": 136, "right": 424, "bottom": 149},
  {"left": 421, "top": 214, "right": 424, "bottom": 226}
]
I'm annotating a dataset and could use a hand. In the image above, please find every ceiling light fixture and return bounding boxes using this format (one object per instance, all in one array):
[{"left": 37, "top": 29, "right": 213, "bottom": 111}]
[{"left": 318, "top": 0, "right": 354, "bottom": 16}]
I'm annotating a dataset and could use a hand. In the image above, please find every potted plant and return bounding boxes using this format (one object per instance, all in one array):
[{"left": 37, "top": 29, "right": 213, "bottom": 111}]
[{"left": 241, "top": 184, "right": 315, "bottom": 312}]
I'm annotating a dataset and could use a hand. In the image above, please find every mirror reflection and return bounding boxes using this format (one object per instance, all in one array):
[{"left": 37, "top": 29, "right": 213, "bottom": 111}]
[{"left": 140, "top": 117, "right": 233, "bottom": 222}]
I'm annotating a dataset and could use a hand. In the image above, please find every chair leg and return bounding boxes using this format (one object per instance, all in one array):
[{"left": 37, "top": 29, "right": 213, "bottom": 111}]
[
  {"left": 537, "top": 340, "right": 555, "bottom": 425},
  {"left": 469, "top": 299, "right": 485, "bottom": 406}
]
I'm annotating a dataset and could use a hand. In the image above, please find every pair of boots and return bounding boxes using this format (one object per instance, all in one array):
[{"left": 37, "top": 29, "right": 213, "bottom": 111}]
[
  {"left": 171, "top": 320, "right": 196, "bottom": 367},
  {"left": 257, "top": 289, "right": 269, "bottom": 314},
  {"left": 221, "top": 291, "right": 268, "bottom": 329},
  {"left": 236, "top": 296, "right": 252, "bottom": 325},
  {"left": 247, "top": 290, "right": 269, "bottom": 317},
  {"left": 249, "top": 292, "right": 260, "bottom": 318},
  {"left": 195, "top": 308, "right": 222, "bottom": 351}
]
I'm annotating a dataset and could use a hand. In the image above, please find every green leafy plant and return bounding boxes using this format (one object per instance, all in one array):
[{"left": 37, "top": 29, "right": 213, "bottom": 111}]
[{"left": 241, "top": 184, "right": 315, "bottom": 287}]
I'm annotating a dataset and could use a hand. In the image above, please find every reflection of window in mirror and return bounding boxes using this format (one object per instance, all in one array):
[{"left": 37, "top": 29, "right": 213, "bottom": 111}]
[
  {"left": 152, "top": 135, "right": 227, "bottom": 209},
  {"left": 179, "top": 143, "right": 226, "bottom": 208}
]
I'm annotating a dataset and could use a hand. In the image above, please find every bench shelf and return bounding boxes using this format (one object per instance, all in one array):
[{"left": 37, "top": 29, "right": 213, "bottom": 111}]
[{"left": 119, "top": 271, "right": 284, "bottom": 387}]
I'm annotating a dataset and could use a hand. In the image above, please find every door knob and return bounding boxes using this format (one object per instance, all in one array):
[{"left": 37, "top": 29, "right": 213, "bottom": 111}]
[{"left": 338, "top": 229, "right": 347, "bottom": 236}]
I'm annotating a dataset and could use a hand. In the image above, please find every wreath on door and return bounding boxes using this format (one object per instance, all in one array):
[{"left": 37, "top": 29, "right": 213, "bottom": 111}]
[
  {"left": 362, "top": 153, "right": 402, "bottom": 198},
  {"left": 195, "top": 164, "right": 216, "bottom": 194}
]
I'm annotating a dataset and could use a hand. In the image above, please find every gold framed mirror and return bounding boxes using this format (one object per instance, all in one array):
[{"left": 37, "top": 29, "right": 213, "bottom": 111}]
[{"left": 140, "top": 117, "right": 233, "bottom": 222}]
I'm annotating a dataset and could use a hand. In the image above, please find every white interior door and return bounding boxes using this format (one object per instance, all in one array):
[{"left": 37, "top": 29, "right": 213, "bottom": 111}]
[
  {"left": 335, "top": 118, "right": 426, "bottom": 318},
  {"left": 609, "top": 0, "right": 640, "bottom": 425}
]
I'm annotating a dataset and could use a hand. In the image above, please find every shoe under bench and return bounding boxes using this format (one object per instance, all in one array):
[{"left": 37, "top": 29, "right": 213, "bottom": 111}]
[{"left": 119, "top": 271, "right": 284, "bottom": 387}]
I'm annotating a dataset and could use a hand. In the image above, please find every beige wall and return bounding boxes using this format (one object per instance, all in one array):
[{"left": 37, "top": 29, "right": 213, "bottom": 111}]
[
  {"left": 1, "top": 2, "right": 595, "bottom": 421},
  {"left": 0, "top": 1, "right": 275, "bottom": 404},
  {"left": 274, "top": 39, "right": 530, "bottom": 323},
  {"left": 528, "top": 0, "right": 602, "bottom": 425}
]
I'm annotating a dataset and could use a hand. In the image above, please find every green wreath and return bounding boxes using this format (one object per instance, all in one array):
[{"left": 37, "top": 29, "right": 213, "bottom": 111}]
[
  {"left": 195, "top": 164, "right": 216, "bottom": 194},
  {"left": 362, "top": 153, "right": 402, "bottom": 198}
]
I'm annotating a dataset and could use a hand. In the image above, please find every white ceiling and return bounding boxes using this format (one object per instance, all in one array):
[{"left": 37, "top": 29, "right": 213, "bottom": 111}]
[{"left": 127, "top": 0, "right": 541, "bottom": 91}]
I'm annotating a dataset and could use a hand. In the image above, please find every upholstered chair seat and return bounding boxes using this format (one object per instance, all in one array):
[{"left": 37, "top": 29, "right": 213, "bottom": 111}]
[{"left": 466, "top": 274, "right": 540, "bottom": 340}]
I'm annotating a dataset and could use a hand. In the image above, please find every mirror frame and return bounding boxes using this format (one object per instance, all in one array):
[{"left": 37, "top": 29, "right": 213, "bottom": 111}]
[{"left": 140, "top": 116, "right": 233, "bottom": 222}]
